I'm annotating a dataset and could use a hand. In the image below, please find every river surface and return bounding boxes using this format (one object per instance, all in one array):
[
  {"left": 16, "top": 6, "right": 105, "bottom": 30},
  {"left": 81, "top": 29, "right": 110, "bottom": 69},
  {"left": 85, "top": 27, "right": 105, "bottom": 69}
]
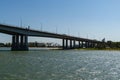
[{"left": 0, "top": 48, "right": 120, "bottom": 80}]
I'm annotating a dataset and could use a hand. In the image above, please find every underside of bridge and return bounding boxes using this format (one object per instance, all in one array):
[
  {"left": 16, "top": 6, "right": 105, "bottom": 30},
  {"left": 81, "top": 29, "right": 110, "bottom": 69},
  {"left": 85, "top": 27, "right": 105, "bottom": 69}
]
[{"left": 11, "top": 36, "right": 103, "bottom": 51}]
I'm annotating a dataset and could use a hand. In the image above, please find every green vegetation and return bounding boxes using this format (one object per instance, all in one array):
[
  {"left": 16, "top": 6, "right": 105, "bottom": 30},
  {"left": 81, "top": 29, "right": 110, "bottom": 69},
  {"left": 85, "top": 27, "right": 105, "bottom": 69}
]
[
  {"left": 76, "top": 41, "right": 120, "bottom": 51},
  {"left": 77, "top": 48, "right": 120, "bottom": 51}
]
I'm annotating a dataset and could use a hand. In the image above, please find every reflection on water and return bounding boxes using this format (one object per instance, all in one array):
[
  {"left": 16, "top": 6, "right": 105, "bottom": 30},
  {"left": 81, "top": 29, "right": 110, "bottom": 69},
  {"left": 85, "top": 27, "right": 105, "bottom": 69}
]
[{"left": 0, "top": 49, "right": 120, "bottom": 80}]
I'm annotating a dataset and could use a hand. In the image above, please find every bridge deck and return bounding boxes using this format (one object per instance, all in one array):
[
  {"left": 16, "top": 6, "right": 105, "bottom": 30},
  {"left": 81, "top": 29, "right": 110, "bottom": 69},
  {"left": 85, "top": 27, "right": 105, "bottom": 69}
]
[{"left": 0, "top": 24, "right": 101, "bottom": 43}]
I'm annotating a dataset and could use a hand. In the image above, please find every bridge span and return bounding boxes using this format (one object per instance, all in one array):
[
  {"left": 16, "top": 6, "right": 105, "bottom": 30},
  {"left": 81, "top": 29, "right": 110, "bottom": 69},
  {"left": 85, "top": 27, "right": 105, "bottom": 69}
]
[{"left": 0, "top": 24, "right": 103, "bottom": 51}]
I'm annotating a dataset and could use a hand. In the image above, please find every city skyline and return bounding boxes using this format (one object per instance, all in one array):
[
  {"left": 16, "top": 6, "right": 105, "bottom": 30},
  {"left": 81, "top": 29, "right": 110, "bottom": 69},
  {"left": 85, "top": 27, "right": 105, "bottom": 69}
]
[{"left": 0, "top": 0, "right": 120, "bottom": 43}]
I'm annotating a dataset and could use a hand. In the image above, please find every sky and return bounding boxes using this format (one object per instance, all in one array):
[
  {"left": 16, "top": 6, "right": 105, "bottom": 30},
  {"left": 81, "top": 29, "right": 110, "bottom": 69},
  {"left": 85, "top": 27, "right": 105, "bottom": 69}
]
[{"left": 0, "top": 0, "right": 120, "bottom": 43}]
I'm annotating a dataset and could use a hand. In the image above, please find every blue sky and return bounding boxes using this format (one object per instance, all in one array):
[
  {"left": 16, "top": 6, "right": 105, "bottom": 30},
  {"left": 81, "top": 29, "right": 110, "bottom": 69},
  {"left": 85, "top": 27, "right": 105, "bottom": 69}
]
[{"left": 0, "top": 0, "right": 120, "bottom": 43}]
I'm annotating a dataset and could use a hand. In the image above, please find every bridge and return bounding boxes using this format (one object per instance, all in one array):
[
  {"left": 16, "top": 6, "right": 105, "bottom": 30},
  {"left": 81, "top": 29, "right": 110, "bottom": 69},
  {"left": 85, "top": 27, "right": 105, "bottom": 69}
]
[{"left": 0, "top": 24, "right": 103, "bottom": 51}]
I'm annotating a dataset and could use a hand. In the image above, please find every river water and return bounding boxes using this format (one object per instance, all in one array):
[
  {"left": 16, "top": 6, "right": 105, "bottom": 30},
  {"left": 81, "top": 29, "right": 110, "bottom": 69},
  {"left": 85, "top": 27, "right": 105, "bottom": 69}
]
[{"left": 0, "top": 49, "right": 120, "bottom": 80}]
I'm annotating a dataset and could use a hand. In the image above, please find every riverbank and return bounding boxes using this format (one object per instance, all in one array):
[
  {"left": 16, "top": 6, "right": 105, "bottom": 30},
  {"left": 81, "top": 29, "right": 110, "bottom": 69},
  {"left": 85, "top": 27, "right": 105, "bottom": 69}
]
[
  {"left": 0, "top": 47, "right": 61, "bottom": 51},
  {"left": 77, "top": 48, "right": 120, "bottom": 51},
  {"left": 1, "top": 47, "right": 120, "bottom": 51}
]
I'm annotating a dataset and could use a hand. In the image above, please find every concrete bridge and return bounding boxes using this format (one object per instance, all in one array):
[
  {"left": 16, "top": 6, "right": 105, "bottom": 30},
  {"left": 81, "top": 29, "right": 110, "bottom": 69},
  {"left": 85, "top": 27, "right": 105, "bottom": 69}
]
[{"left": 0, "top": 24, "right": 103, "bottom": 51}]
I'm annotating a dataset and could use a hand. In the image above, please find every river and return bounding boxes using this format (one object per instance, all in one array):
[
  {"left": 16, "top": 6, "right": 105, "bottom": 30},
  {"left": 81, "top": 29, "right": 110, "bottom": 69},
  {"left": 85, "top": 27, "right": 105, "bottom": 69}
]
[{"left": 0, "top": 48, "right": 120, "bottom": 80}]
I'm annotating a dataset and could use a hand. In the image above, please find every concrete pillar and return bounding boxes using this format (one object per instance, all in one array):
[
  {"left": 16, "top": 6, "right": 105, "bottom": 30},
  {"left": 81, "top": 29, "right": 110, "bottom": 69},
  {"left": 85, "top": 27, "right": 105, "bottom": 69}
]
[
  {"left": 73, "top": 40, "right": 75, "bottom": 48},
  {"left": 70, "top": 40, "right": 72, "bottom": 49},
  {"left": 91, "top": 42, "right": 95, "bottom": 48},
  {"left": 25, "top": 36, "right": 28, "bottom": 45},
  {"left": 93, "top": 43, "right": 95, "bottom": 48},
  {"left": 66, "top": 39, "right": 68, "bottom": 49},
  {"left": 87, "top": 42, "right": 89, "bottom": 48},
  {"left": 11, "top": 35, "right": 28, "bottom": 51},
  {"left": 11, "top": 35, "right": 16, "bottom": 50},
  {"left": 85, "top": 41, "right": 88, "bottom": 48},
  {"left": 16, "top": 35, "right": 19, "bottom": 49},
  {"left": 89, "top": 42, "right": 91, "bottom": 48},
  {"left": 90, "top": 42, "right": 93, "bottom": 48},
  {"left": 12, "top": 35, "right": 15, "bottom": 45},
  {"left": 20, "top": 35, "right": 24, "bottom": 46},
  {"left": 81, "top": 41, "right": 83, "bottom": 48},
  {"left": 24, "top": 35, "right": 28, "bottom": 50},
  {"left": 79, "top": 41, "right": 81, "bottom": 48},
  {"left": 12, "top": 35, "right": 19, "bottom": 50},
  {"left": 62, "top": 38, "right": 65, "bottom": 49}
]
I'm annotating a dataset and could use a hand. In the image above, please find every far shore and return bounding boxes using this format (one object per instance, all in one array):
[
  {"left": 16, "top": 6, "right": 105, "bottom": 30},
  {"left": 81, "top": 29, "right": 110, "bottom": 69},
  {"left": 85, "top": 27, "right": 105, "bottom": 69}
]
[
  {"left": 1, "top": 47, "right": 120, "bottom": 51},
  {"left": 77, "top": 48, "right": 120, "bottom": 51}
]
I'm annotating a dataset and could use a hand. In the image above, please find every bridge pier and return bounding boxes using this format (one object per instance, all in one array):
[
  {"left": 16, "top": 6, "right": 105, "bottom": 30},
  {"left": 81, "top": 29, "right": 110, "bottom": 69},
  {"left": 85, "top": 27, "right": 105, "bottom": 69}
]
[
  {"left": 91, "top": 42, "right": 95, "bottom": 48},
  {"left": 11, "top": 35, "right": 28, "bottom": 51},
  {"left": 70, "top": 39, "right": 72, "bottom": 49},
  {"left": 66, "top": 39, "right": 68, "bottom": 49},
  {"left": 88, "top": 42, "right": 90, "bottom": 48},
  {"left": 62, "top": 39, "right": 102, "bottom": 50},
  {"left": 73, "top": 40, "right": 75, "bottom": 49},
  {"left": 62, "top": 39, "right": 68, "bottom": 49},
  {"left": 85, "top": 41, "right": 87, "bottom": 48},
  {"left": 78, "top": 41, "right": 81, "bottom": 48},
  {"left": 81, "top": 41, "right": 83, "bottom": 48},
  {"left": 62, "top": 39, "right": 66, "bottom": 49},
  {"left": 63, "top": 39, "right": 77, "bottom": 49}
]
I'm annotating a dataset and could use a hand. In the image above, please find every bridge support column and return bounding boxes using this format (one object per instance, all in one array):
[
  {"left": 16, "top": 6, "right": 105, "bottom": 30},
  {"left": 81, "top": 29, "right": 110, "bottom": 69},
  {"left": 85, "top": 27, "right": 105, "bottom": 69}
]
[
  {"left": 73, "top": 40, "right": 75, "bottom": 49},
  {"left": 16, "top": 35, "right": 19, "bottom": 49},
  {"left": 11, "top": 35, "right": 16, "bottom": 50},
  {"left": 24, "top": 35, "right": 28, "bottom": 50},
  {"left": 62, "top": 39, "right": 65, "bottom": 49},
  {"left": 20, "top": 35, "right": 23, "bottom": 47},
  {"left": 11, "top": 35, "right": 19, "bottom": 50},
  {"left": 87, "top": 42, "right": 89, "bottom": 48},
  {"left": 79, "top": 41, "right": 81, "bottom": 48},
  {"left": 66, "top": 39, "right": 68, "bottom": 49},
  {"left": 91, "top": 42, "right": 95, "bottom": 48},
  {"left": 91, "top": 43, "right": 93, "bottom": 48},
  {"left": 70, "top": 40, "right": 72, "bottom": 49},
  {"left": 11, "top": 35, "right": 28, "bottom": 51},
  {"left": 85, "top": 41, "right": 88, "bottom": 48},
  {"left": 88, "top": 42, "right": 90, "bottom": 48}
]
